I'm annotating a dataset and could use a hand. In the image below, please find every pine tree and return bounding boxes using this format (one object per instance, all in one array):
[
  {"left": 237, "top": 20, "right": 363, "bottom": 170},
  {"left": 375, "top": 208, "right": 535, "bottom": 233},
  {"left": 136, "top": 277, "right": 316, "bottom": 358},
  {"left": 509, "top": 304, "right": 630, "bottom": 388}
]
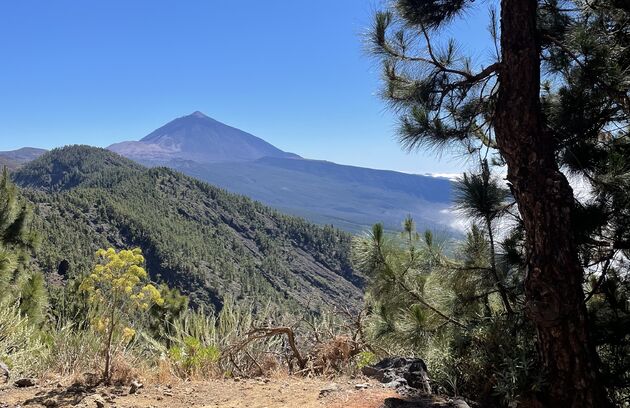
[
  {"left": 0, "top": 167, "right": 46, "bottom": 323},
  {"left": 369, "top": 1, "right": 629, "bottom": 406},
  {"left": 354, "top": 211, "right": 535, "bottom": 404}
]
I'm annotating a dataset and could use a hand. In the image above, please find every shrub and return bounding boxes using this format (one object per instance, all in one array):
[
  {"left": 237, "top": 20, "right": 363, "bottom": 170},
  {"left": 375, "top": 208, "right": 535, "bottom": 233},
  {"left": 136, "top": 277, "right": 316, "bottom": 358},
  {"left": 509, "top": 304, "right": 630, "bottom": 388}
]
[
  {"left": 168, "top": 337, "right": 220, "bottom": 378},
  {"left": 0, "top": 302, "right": 46, "bottom": 377},
  {"left": 79, "top": 248, "right": 163, "bottom": 383}
]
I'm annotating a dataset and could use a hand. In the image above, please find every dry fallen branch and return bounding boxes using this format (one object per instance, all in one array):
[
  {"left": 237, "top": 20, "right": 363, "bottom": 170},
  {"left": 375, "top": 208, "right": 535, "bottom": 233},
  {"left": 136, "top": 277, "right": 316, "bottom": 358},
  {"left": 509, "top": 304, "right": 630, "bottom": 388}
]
[{"left": 223, "top": 326, "right": 307, "bottom": 372}]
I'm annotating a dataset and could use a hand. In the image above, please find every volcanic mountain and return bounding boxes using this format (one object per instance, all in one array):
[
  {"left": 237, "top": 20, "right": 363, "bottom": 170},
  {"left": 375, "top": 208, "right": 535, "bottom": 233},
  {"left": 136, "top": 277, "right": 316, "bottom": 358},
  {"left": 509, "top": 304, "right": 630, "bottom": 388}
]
[
  {"left": 108, "top": 111, "right": 299, "bottom": 163},
  {"left": 107, "top": 111, "right": 455, "bottom": 234}
]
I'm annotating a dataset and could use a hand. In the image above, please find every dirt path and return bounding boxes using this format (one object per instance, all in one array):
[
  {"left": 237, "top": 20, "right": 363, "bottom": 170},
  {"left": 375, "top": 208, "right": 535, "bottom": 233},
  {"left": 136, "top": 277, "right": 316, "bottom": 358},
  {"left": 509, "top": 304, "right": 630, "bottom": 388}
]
[{"left": 1, "top": 377, "right": 410, "bottom": 408}]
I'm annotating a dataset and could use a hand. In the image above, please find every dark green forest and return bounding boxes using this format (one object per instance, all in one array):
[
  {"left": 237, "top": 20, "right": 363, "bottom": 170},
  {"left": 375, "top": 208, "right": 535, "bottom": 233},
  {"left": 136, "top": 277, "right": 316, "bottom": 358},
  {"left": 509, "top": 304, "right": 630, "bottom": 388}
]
[{"left": 13, "top": 145, "right": 363, "bottom": 313}]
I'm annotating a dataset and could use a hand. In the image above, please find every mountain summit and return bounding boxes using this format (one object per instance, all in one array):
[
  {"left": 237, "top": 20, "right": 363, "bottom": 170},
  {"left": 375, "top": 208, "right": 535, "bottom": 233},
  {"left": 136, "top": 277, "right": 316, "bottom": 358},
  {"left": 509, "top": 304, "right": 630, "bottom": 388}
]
[
  {"left": 106, "top": 111, "right": 455, "bottom": 233},
  {"left": 108, "top": 111, "right": 299, "bottom": 163}
]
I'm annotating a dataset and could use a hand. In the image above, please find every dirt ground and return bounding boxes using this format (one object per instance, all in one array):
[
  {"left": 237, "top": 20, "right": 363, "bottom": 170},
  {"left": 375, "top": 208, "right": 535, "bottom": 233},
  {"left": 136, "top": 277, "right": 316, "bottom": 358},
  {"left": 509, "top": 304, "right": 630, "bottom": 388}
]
[{"left": 0, "top": 376, "right": 452, "bottom": 408}]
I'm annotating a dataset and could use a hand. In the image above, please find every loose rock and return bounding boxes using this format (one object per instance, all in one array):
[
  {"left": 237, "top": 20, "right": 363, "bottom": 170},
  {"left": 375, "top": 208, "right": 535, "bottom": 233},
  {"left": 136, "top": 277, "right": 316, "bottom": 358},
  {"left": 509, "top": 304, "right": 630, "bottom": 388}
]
[
  {"left": 129, "top": 380, "right": 143, "bottom": 394},
  {"left": 77, "top": 395, "right": 106, "bottom": 408},
  {"left": 42, "top": 398, "right": 58, "bottom": 407},
  {"left": 318, "top": 382, "right": 339, "bottom": 398},
  {"left": 362, "top": 357, "right": 431, "bottom": 395}
]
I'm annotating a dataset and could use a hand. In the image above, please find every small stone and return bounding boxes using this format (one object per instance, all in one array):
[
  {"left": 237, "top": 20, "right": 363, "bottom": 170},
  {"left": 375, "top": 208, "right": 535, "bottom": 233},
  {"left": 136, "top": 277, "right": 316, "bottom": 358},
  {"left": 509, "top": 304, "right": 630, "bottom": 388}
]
[
  {"left": 42, "top": 398, "right": 57, "bottom": 407},
  {"left": 450, "top": 399, "right": 471, "bottom": 408},
  {"left": 77, "top": 395, "right": 106, "bottom": 408},
  {"left": 129, "top": 380, "right": 143, "bottom": 394},
  {"left": 14, "top": 378, "right": 36, "bottom": 387},
  {"left": 318, "top": 383, "right": 339, "bottom": 398},
  {"left": 354, "top": 383, "right": 369, "bottom": 389}
]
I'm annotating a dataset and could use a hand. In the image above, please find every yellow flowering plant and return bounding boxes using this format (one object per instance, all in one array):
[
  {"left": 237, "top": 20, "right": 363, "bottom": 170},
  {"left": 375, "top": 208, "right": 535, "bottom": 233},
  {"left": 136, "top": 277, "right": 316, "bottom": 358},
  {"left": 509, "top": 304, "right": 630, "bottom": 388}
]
[{"left": 79, "top": 247, "right": 163, "bottom": 383}]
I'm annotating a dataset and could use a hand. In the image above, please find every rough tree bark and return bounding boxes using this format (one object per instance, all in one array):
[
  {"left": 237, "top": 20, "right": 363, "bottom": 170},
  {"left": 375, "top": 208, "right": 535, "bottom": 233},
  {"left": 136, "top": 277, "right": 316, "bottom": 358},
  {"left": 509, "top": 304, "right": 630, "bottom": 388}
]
[{"left": 494, "top": 1, "right": 611, "bottom": 406}]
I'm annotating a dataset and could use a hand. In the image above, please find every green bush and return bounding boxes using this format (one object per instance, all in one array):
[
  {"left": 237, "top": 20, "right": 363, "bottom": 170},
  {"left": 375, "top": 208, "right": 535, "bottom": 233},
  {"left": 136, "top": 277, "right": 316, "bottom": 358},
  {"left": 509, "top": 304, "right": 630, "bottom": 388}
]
[
  {"left": 356, "top": 351, "right": 377, "bottom": 369},
  {"left": 0, "top": 302, "right": 46, "bottom": 377},
  {"left": 169, "top": 337, "right": 220, "bottom": 377}
]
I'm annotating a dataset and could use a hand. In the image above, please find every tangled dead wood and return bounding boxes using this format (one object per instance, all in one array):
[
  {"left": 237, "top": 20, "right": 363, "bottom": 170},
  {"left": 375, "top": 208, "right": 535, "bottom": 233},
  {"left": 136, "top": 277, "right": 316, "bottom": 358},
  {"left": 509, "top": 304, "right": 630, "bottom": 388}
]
[
  {"left": 222, "top": 326, "right": 307, "bottom": 372},
  {"left": 221, "top": 306, "right": 372, "bottom": 376}
]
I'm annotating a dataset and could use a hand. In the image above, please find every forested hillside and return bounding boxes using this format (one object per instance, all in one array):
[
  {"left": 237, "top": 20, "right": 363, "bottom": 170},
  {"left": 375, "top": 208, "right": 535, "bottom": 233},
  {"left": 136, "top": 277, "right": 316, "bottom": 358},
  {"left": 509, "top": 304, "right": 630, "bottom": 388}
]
[{"left": 12, "top": 145, "right": 363, "bottom": 313}]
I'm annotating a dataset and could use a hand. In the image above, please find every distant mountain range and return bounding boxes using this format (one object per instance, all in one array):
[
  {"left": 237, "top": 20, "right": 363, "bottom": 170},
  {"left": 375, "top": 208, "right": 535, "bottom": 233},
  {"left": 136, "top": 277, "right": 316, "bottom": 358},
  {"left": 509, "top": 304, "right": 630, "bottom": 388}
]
[
  {"left": 0, "top": 147, "right": 47, "bottom": 170},
  {"left": 0, "top": 111, "right": 457, "bottom": 233}
]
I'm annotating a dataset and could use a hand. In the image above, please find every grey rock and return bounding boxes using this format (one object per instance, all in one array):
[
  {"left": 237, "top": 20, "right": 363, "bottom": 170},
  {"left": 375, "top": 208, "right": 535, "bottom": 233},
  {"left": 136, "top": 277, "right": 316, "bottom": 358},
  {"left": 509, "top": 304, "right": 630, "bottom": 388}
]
[
  {"left": 384, "top": 378, "right": 408, "bottom": 389},
  {"left": 449, "top": 399, "right": 471, "bottom": 408},
  {"left": 318, "top": 382, "right": 339, "bottom": 398},
  {"left": 75, "top": 395, "right": 106, "bottom": 408},
  {"left": 362, "top": 357, "right": 432, "bottom": 395},
  {"left": 129, "top": 380, "right": 143, "bottom": 394}
]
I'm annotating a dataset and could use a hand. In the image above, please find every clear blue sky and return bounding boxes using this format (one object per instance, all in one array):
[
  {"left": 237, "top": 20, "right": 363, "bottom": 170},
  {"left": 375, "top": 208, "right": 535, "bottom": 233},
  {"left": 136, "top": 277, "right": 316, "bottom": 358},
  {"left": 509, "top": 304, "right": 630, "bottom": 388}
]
[{"left": 0, "top": 1, "right": 493, "bottom": 174}]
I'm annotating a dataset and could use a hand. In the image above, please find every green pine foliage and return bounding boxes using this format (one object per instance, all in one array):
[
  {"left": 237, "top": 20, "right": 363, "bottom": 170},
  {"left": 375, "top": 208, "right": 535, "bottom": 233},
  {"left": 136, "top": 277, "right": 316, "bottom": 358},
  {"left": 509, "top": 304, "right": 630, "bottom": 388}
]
[
  {"left": 355, "top": 218, "right": 538, "bottom": 406},
  {"left": 356, "top": 163, "right": 629, "bottom": 406},
  {"left": 369, "top": 1, "right": 630, "bottom": 405},
  {"left": 12, "top": 145, "right": 362, "bottom": 316},
  {"left": 0, "top": 167, "right": 47, "bottom": 324}
]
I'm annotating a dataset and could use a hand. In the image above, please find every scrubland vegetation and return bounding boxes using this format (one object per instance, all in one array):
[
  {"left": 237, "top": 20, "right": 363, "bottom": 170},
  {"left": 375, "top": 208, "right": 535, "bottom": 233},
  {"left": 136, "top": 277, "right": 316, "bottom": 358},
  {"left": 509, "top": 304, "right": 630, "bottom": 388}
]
[{"left": 2, "top": 149, "right": 629, "bottom": 407}]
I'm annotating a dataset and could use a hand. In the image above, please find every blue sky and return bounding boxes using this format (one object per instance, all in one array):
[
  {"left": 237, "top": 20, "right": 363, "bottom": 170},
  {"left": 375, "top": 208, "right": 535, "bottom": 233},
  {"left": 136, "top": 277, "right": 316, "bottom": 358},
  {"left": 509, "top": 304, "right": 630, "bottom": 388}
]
[{"left": 0, "top": 1, "right": 493, "bottom": 174}]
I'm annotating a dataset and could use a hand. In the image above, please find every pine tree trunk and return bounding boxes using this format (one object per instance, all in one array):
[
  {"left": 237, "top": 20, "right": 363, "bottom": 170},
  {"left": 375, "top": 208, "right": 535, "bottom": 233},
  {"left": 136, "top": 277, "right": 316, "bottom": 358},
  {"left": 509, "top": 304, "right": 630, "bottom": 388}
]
[{"left": 494, "top": 1, "right": 610, "bottom": 406}]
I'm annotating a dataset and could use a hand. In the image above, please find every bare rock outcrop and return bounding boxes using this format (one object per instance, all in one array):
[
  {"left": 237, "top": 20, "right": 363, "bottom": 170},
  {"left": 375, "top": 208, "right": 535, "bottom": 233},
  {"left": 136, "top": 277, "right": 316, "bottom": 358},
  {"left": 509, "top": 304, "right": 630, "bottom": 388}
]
[{"left": 362, "top": 357, "right": 432, "bottom": 394}]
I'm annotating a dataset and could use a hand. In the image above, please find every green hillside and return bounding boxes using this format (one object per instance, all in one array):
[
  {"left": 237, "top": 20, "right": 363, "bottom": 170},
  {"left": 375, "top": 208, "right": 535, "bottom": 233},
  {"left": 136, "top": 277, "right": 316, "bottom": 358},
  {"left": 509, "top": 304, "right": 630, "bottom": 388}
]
[{"left": 13, "top": 145, "right": 364, "bottom": 312}]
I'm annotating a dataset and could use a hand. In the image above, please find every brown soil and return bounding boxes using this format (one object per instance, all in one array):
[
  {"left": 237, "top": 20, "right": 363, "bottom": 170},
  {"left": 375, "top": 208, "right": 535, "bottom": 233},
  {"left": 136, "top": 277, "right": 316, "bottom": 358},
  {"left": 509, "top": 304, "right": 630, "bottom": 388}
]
[{"left": 0, "top": 377, "right": 450, "bottom": 408}]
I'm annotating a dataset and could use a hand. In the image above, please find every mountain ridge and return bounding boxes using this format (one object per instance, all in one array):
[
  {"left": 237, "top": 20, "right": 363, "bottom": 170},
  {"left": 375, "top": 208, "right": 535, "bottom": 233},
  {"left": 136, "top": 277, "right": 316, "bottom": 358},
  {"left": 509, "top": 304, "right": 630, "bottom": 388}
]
[{"left": 14, "top": 145, "right": 364, "bottom": 312}]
